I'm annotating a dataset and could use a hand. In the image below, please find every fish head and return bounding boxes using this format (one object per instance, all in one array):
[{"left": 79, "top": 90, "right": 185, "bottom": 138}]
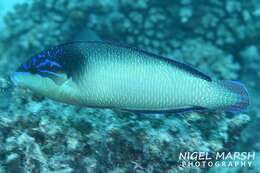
[{"left": 10, "top": 47, "right": 69, "bottom": 97}]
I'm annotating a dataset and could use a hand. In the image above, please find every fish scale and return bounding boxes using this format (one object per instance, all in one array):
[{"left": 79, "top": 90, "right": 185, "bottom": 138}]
[{"left": 76, "top": 43, "right": 226, "bottom": 110}]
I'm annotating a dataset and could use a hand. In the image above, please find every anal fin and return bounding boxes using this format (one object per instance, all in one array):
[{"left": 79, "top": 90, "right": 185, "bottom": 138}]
[{"left": 121, "top": 106, "right": 208, "bottom": 114}]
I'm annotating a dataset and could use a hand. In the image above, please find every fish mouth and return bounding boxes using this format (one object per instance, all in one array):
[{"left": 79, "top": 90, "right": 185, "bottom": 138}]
[
  {"left": 10, "top": 72, "right": 29, "bottom": 86},
  {"left": 10, "top": 73, "right": 19, "bottom": 86}
]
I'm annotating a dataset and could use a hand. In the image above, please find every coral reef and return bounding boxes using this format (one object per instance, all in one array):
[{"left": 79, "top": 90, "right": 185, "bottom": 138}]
[
  {"left": 0, "top": 88, "right": 251, "bottom": 172},
  {"left": 170, "top": 38, "right": 240, "bottom": 79},
  {"left": 0, "top": 0, "right": 259, "bottom": 172}
]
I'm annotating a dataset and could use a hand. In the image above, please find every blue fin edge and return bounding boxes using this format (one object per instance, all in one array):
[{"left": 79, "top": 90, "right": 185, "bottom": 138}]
[{"left": 121, "top": 106, "right": 208, "bottom": 114}]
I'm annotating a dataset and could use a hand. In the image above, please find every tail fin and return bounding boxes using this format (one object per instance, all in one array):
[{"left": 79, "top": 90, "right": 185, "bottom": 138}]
[{"left": 217, "top": 80, "right": 249, "bottom": 113}]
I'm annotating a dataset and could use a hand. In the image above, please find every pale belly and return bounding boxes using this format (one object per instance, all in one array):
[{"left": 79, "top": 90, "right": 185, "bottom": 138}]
[{"left": 76, "top": 58, "right": 211, "bottom": 110}]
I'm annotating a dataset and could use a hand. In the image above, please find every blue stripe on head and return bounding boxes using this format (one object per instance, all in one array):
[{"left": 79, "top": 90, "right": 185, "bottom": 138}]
[
  {"left": 17, "top": 46, "right": 65, "bottom": 79},
  {"left": 34, "top": 47, "right": 64, "bottom": 76},
  {"left": 36, "top": 59, "right": 62, "bottom": 69},
  {"left": 38, "top": 53, "right": 45, "bottom": 58},
  {"left": 17, "top": 43, "right": 84, "bottom": 83},
  {"left": 46, "top": 47, "right": 63, "bottom": 57},
  {"left": 38, "top": 70, "right": 63, "bottom": 77},
  {"left": 22, "top": 64, "right": 30, "bottom": 70},
  {"left": 32, "top": 57, "right": 36, "bottom": 65}
]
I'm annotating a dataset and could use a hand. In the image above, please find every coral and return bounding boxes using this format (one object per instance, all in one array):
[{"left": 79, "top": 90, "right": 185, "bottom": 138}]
[
  {"left": 0, "top": 87, "right": 251, "bottom": 172},
  {"left": 2, "top": 0, "right": 259, "bottom": 81},
  {"left": 240, "top": 45, "right": 260, "bottom": 89},
  {"left": 170, "top": 38, "right": 240, "bottom": 79}
]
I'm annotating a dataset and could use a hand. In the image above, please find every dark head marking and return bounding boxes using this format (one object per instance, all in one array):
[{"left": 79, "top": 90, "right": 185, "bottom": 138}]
[
  {"left": 57, "top": 44, "right": 85, "bottom": 82},
  {"left": 17, "top": 43, "right": 85, "bottom": 83},
  {"left": 17, "top": 46, "right": 64, "bottom": 77}
]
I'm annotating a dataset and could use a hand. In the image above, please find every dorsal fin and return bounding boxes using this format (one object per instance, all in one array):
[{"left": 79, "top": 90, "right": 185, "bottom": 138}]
[
  {"left": 88, "top": 41, "right": 212, "bottom": 82},
  {"left": 134, "top": 47, "right": 212, "bottom": 82},
  {"left": 163, "top": 58, "right": 212, "bottom": 82}
]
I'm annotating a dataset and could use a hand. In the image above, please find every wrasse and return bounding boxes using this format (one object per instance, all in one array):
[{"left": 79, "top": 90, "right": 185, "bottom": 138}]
[{"left": 10, "top": 41, "right": 249, "bottom": 114}]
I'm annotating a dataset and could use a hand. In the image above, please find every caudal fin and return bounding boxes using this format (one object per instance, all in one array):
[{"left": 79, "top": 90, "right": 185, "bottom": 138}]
[{"left": 218, "top": 80, "right": 249, "bottom": 113}]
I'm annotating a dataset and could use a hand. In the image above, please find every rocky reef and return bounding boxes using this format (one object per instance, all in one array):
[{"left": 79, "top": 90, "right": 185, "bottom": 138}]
[
  {"left": 0, "top": 0, "right": 259, "bottom": 172},
  {"left": 0, "top": 89, "right": 251, "bottom": 173}
]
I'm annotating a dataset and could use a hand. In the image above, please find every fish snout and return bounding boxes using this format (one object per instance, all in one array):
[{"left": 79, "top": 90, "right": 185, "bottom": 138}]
[
  {"left": 10, "top": 72, "right": 20, "bottom": 86},
  {"left": 10, "top": 72, "right": 31, "bottom": 87}
]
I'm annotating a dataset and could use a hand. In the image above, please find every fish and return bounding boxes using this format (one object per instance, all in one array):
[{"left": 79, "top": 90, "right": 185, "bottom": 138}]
[{"left": 10, "top": 41, "right": 249, "bottom": 114}]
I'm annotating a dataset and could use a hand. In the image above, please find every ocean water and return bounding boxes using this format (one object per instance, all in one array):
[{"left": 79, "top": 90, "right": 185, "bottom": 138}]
[{"left": 0, "top": 0, "right": 259, "bottom": 173}]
